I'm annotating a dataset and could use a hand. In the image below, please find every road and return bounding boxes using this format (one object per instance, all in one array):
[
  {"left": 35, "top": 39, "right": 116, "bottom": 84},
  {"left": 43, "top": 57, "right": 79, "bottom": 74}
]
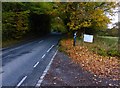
[{"left": 1, "top": 34, "right": 61, "bottom": 87}]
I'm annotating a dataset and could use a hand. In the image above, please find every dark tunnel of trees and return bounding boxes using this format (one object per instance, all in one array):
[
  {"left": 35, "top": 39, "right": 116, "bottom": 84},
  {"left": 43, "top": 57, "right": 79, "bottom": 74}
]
[{"left": 29, "top": 13, "right": 51, "bottom": 36}]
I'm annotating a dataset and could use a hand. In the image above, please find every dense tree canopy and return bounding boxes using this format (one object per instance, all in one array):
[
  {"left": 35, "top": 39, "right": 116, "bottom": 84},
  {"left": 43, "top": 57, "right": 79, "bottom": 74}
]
[
  {"left": 2, "top": 2, "right": 118, "bottom": 40},
  {"left": 2, "top": 2, "right": 54, "bottom": 40},
  {"left": 56, "top": 2, "right": 117, "bottom": 34}
]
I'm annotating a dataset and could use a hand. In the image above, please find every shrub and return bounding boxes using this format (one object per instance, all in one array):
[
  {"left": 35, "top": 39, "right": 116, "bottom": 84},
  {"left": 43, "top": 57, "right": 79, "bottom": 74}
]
[{"left": 2, "top": 11, "right": 29, "bottom": 40}]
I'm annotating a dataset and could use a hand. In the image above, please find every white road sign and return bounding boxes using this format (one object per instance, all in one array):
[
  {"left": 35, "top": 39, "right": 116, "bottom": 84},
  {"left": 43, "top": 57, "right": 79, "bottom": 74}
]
[{"left": 83, "top": 34, "right": 93, "bottom": 43}]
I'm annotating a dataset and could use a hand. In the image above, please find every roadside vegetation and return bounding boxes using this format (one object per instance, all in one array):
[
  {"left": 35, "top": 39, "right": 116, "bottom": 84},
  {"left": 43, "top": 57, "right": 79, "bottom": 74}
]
[
  {"left": 2, "top": 34, "right": 40, "bottom": 48},
  {"left": 59, "top": 35, "right": 119, "bottom": 58},
  {"left": 2, "top": 39, "right": 22, "bottom": 48},
  {"left": 59, "top": 37, "right": 120, "bottom": 80},
  {"left": 79, "top": 36, "right": 119, "bottom": 57}
]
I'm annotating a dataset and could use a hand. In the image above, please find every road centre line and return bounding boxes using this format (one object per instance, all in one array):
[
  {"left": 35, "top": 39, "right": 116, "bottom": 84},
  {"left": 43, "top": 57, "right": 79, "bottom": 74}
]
[
  {"left": 16, "top": 76, "right": 27, "bottom": 87},
  {"left": 42, "top": 54, "right": 46, "bottom": 59},
  {"left": 39, "top": 40, "right": 43, "bottom": 43},
  {"left": 33, "top": 62, "right": 39, "bottom": 68},
  {"left": 47, "top": 45, "right": 54, "bottom": 52},
  {"left": 36, "top": 50, "right": 58, "bottom": 87}
]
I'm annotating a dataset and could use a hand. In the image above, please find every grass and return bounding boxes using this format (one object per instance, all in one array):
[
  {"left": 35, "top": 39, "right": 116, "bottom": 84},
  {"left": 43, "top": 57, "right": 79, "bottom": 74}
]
[
  {"left": 2, "top": 39, "right": 24, "bottom": 48},
  {"left": 2, "top": 34, "right": 40, "bottom": 48},
  {"left": 77, "top": 36, "right": 119, "bottom": 57}
]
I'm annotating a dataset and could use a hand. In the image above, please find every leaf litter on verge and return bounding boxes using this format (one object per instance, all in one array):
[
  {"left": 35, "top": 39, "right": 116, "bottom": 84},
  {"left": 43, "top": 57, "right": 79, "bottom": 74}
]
[{"left": 60, "top": 39, "right": 120, "bottom": 81}]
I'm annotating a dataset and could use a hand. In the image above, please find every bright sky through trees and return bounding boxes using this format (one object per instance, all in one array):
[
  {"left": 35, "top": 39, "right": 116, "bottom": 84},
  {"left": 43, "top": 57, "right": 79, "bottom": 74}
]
[{"left": 107, "top": 7, "right": 119, "bottom": 28}]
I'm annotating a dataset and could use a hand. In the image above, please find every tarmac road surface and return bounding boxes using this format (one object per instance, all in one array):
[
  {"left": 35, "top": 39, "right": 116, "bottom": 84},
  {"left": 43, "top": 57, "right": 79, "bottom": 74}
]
[{"left": 1, "top": 33, "right": 61, "bottom": 87}]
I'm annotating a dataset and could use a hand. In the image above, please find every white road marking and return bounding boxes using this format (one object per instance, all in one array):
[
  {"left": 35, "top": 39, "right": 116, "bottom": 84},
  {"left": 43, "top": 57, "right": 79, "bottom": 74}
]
[
  {"left": 42, "top": 54, "right": 46, "bottom": 59},
  {"left": 47, "top": 45, "right": 54, "bottom": 52},
  {"left": 33, "top": 62, "right": 39, "bottom": 68},
  {"left": 16, "top": 76, "right": 27, "bottom": 87},
  {"left": 0, "top": 52, "right": 1, "bottom": 55},
  {"left": 36, "top": 80, "right": 42, "bottom": 86},
  {"left": 36, "top": 50, "right": 58, "bottom": 87},
  {"left": 39, "top": 40, "right": 43, "bottom": 43}
]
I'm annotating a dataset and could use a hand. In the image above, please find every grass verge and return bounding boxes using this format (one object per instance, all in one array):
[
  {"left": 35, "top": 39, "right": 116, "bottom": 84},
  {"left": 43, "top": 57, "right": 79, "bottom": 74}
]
[
  {"left": 77, "top": 36, "right": 119, "bottom": 57},
  {"left": 2, "top": 39, "right": 24, "bottom": 48},
  {"left": 2, "top": 34, "right": 41, "bottom": 48}
]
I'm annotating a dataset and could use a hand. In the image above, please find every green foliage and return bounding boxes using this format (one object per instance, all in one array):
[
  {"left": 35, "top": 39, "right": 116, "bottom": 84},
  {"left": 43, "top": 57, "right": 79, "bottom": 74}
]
[
  {"left": 55, "top": 2, "right": 117, "bottom": 35},
  {"left": 27, "top": 2, "right": 53, "bottom": 15},
  {"left": 67, "top": 2, "right": 116, "bottom": 31},
  {"left": 78, "top": 36, "right": 119, "bottom": 57},
  {"left": 2, "top": 2, "right": 54, "bottom": 40},
  {"left": 97, "top": 48, "right": 107, "bottom": 56},
  {"left": 107, "top": 50, "right": 120, "bottom": 57},
  {"left": 2, "top": 11, "right": 29, "bottom": 40},
  {"left": 98, "top": 29, "right": 118, "bottom": 37},
  {"left": 51, "top": 17, "right": 67, "bottom": 33},
  {"left": 2, "top": 2, "right": 118, "bottom": 41},
  {"left": 2, "top": 12, "right": 16, "bottom": 40}
]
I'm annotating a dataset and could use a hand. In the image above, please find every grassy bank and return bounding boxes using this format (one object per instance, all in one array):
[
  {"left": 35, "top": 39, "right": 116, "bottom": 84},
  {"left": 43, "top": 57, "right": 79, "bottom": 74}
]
[
  {"left": 2, "top": 39, "right": 23, "bottom": 48},
  {"left": 2, "top": 34, "right": 42, "bottom": 48},
  {"left": 78, "top": 36, "right": 119, "bottom": 57}
]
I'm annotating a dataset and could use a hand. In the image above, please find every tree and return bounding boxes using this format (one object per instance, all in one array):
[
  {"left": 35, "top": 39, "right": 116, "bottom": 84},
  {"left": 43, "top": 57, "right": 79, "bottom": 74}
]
[
  {"left": 2, "top": 2, "right": 30, "bottom": 39},
  {"left": 2, "top": 2, "right": 54, "bottom": 40},
  {"left": 67, "top": 2, "right": 117, "bottom": 34},
  {"left": 54, "top": 2, "right": 117, "bottom": 35}
]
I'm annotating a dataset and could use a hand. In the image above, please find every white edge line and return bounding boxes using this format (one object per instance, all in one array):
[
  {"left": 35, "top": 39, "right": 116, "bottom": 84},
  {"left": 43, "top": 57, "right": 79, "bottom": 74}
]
[
  {"left": 36, "top": 50, "right": 58, "bottom": 87},
  {"left": 47, "top": 45, "right": 54, "bottom": 52},
  {"left": 16, "top": 76, "right": 27, "bottom": 87},
  {"left": 34, "top": 62, "right": 39, "bottom": 68},
  {"left": 42, "top": 54, "right": 46, "bottom": 59}
]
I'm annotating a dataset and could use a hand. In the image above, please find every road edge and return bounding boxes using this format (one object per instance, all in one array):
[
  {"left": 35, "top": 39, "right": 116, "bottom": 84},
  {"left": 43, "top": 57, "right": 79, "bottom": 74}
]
[{"left": 36, "top": 50, "right": 58, "bottom": 87}]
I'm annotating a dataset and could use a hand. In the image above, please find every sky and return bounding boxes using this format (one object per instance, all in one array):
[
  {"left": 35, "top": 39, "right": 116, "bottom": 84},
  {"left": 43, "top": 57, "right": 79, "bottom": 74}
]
[{"left": 107, "top": 7, "right": 119, "bottom": 29}]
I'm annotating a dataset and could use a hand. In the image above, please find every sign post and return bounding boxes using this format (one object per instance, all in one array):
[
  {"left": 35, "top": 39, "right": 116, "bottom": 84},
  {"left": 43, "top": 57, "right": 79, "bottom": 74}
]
[{"left": 73, "top": 31, "right": 77, "bottom": 46}]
